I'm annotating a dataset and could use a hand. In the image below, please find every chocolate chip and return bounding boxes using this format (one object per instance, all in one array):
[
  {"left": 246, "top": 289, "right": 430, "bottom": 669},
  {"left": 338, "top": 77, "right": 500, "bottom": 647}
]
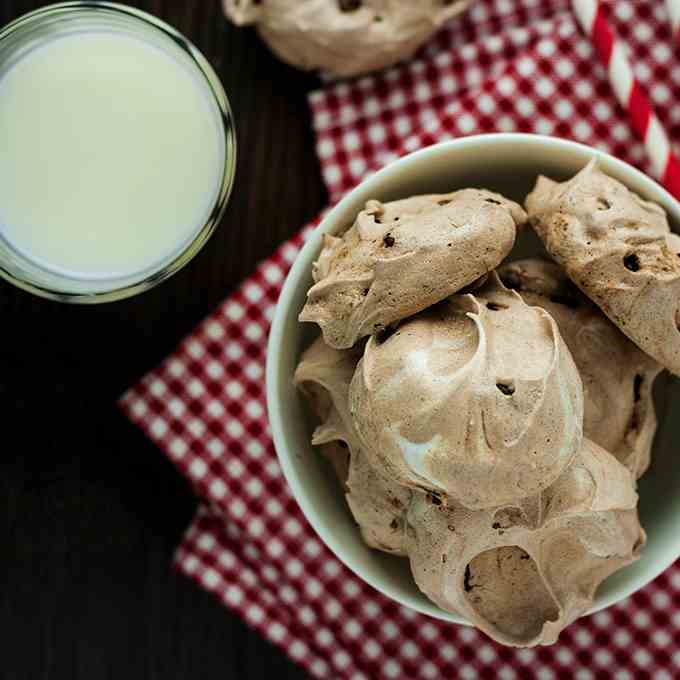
[
  {"left": 438, "top": 199, "right": 451, "bottom": 206},
  {"left": 633, "top": 374, "right": 643, "bottom": 403},
  {"left": 464, "top": 565, "right": 474, "bottom": 592},
  {"left": 624, "top": 253, "right": 640, "bottom": 272},
  {"left": 376, "top": 325, "right": 397, "bottom": 344},
  {"left": 383, "top": 233, "right": 395, "bottom": 247},
  {"left": 496, "top": 382, "right": 515, "bottom": 396},
  {"left": 338, "top": 0, "right": 361, "bottom": 11},
  {"left": 486, "top": 301, "right": 508, "bottom": 311},
  {"left": 390, "top": 518, "right": 399, "bottom": 530},
  {"left": 485, "top": 198, "right": 502, "bottom": 205},
  {"left": 441, "top": 554, "right": 447, "bottom": 563},
  {"left": 428, "top": 493, "right": 442, "bottom": 506},
  {"left": 362, "top": 288, "right": 369, "bottom": 296},
  {"left": 597, "top": 197, "right": 611, "bottom": 210}
]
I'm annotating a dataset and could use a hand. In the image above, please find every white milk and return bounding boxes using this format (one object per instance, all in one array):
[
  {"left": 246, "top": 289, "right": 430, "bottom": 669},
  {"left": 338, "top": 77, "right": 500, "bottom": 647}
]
[{"left": 0, "top": 30, "right": 225, "bottom": 280}]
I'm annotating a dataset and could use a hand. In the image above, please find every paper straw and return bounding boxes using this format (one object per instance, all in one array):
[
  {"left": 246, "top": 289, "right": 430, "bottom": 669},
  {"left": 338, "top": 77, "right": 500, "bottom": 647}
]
[{"left": 572, "top": 0, "right": 680, "bottom": 202}]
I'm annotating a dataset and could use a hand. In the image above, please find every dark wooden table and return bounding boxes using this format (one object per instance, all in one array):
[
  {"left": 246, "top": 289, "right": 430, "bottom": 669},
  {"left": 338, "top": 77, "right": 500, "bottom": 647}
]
[{"left": 0, "top": 2, "right": 325, "bottom": 678}]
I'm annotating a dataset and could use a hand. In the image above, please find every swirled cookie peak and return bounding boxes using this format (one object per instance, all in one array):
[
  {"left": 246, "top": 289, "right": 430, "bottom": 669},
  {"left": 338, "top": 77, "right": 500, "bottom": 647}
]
[{"left": 349, "top": 273, "right": 583, "bottom": 508}]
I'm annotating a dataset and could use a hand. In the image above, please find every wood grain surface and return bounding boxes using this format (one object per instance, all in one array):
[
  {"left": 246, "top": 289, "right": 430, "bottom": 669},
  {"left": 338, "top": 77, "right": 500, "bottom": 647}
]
[{"left": 0, "top": 2, "right": 325, "bottom": 678}]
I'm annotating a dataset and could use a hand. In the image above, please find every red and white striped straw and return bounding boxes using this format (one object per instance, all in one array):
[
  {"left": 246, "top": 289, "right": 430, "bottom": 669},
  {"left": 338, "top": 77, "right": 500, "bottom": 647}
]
[
  {"left": 667, "top": 0, "right": 680, "bottom": 40},
  {"left": 571, "top": 0, "right": 680, "bottom": 202}
]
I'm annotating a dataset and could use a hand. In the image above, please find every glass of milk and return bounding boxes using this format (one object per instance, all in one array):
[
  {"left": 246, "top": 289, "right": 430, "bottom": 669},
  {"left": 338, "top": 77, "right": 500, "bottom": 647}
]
[{"left": 0, "top": 2, "right": 236, "bottom": 302}]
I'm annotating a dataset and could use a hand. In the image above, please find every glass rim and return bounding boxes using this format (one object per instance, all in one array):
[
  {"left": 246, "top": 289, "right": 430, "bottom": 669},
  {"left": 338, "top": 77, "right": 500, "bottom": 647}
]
[{"left": 0, "top": 2, "right": 237, "bottom": 304}]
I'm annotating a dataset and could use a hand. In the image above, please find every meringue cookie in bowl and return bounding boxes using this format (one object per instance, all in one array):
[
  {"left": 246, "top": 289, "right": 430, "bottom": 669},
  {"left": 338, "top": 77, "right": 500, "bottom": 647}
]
[
  {"left": 317, "top": 438, "right": 351, "bottom": 486},
  {"left": 349, "top": 273, "right": 583, "bottom": 508},
  {"left": 345, "top": 443, "right": 411, "bottom": 556},
  {"left": 222, "top": 0, "right": 473, "bottom": 78},
  {"left": 293, "top": 335, "right": 361, "bottom": 444},
  {"left": 317, "top": 440, "right": 411, "bottom": 556},
  {"left": 406, "top": 439, "right": 644, "bottom": 647},
  {"left": 300, "top": 189, "right": 525, "bottom": 349},
  {"left": 527, "top": 160, "right": 680, "bottom": 376},
  {"left": 499, "top": 258, "right": 662, "bottom": 478},
  {"left": 294, "top": 336, "right": 410, "bottom": 555}
]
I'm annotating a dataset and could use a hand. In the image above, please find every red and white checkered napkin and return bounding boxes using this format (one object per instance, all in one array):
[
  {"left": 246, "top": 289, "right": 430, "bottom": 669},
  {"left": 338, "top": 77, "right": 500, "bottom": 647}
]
[{"left": 120, "top": 1, "right": 680, "bottom": 677}]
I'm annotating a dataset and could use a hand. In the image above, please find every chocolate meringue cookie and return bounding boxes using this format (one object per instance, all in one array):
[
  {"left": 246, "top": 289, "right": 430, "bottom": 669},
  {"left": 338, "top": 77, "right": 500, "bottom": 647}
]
[
  {"left": 300, "top": 190, "right": 525, "bottom": 349},
  {"left": 293, "top": 335, "right": 361, "bottom": 444},
  {"left": 349, "top": 273, "right": 584, "bottom": 509},
  {"left": 222, "top": 0, "right": 472, "bottom": 78},
  {"left": 295, "top": 337, "right": 410, "bottom": 554},
  {"left": 406, "top": 439, "right": 644, "bottom": 646},
  {"left": 526, "top": 160, "right": 680, "bottom": 375},
  {"left": 318, "top": 439, "right": 351, "bottom": 486},
  {"left": 499, "top": 258, "right": 661, "bottom": 478},
  {"left": 666, "top": 231, "right": 680, "bottom": 255},
  {"left": 345, "top": 443, "right": 410, "bottom": 555}
]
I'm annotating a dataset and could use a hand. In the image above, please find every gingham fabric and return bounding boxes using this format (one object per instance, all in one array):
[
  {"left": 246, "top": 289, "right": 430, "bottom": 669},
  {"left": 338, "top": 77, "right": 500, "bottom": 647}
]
[{"left": 120, "top": 1, "right": 680, "bottom": 677}]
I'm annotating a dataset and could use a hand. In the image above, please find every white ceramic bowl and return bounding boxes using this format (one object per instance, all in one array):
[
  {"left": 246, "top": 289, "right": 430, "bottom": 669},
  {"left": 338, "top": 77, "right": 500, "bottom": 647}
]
[{"left": 267, "top": 133, "right": 680, "bottom": 624}]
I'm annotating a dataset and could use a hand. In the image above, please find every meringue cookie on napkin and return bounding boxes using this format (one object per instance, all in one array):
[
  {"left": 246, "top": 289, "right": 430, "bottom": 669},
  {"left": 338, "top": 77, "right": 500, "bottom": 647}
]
[
  {"left": 222, "top": 0, "right": 472, "bottom": 78},
  {"left": 300, "top": 189, "right": 525, "bottom": 349}
]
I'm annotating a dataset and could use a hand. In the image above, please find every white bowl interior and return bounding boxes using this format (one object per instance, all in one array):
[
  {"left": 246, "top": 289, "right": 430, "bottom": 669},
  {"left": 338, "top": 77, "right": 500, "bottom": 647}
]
[{"left": 267, "top": 134, "right": 680, "bottom": 624}]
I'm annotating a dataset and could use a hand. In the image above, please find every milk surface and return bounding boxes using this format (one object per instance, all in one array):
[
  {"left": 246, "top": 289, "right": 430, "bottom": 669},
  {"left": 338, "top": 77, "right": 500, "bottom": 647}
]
[{"left": 0, "top": 30, "right": 225, "bottom": 280}]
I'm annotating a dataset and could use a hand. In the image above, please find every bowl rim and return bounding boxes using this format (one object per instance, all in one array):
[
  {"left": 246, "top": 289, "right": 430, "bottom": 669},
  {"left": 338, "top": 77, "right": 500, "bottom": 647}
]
[{"left": 266, "top": 132, "right": 680, "bottom": 624}]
